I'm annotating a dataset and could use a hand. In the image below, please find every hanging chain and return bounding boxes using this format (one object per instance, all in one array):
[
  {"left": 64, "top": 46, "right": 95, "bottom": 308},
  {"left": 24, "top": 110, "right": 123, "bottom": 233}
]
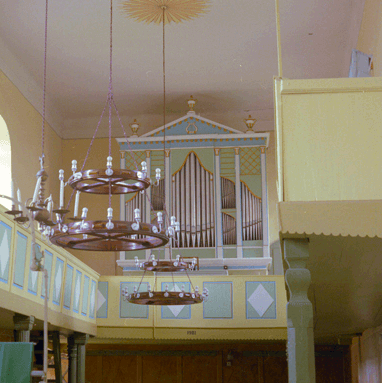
[{"left": 40, "top": 0, "right": 49, "bottom": 169}]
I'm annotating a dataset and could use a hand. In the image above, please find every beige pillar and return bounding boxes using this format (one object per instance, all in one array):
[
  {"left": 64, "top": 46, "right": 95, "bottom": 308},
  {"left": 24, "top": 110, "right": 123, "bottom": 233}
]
[{"left": 284, "top": 238, "right": 316, "bottom": 383}]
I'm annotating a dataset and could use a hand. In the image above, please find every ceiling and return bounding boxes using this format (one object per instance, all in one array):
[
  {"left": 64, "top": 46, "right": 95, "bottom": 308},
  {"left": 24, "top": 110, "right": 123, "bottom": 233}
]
[{"left": 0, "top": 0, "right": 365, "bottom": 139}]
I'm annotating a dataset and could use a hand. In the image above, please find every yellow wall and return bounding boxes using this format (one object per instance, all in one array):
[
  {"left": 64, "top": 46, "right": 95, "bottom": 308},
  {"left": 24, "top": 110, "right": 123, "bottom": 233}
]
[
  {"left": 0, "top": 70, "right": 62, "bottom": 204},
  {"left": 62, "top": 138, "right": 122, "bottom": 276},
  {"left": 357, "top": 0, "right": 382, "bottom": 76}
]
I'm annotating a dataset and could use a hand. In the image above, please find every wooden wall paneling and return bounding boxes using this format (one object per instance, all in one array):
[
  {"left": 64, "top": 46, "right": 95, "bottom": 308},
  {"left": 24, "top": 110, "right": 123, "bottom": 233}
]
[
  {"left": 315, "top": 356, "right": 347, "bottom": 383},
  {"left": 222, "top": 353, "right": 259, "bottom": 383},
  {"left": 101, "top": 355, "right": 137, "bottom": 383},
  {"left": 262, "top": 356, "right": 287, "bottom": 382},
  {"left": 182, "top": 355, "right": 218, "bottom": 383},
  {"left": 258, "top": 357, "right": 264, "bottom": 383},
  {"left": 217, "top": 353, "right": 222, "bottom": 383},
  {"left": 137, "top": 355, "right": 142, "bottom": 383},
  {"left": 177, "top": 356, "right": 182, "bottom": 383},
  {"left": 142, "top": 356, "right": 178, "bottom": 383},
  {"left": 85, "top": 355, "right": 102, "bottom": 383}
]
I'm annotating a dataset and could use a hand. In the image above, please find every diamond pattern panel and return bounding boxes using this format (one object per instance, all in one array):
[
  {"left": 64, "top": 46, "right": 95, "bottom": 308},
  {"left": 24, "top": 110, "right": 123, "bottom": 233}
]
[
  {"left": 240, "top": 147, "right": 261, "bottom": 175},
  {"left": 246, "top": 281, "right": 276, "bottom": 319}
]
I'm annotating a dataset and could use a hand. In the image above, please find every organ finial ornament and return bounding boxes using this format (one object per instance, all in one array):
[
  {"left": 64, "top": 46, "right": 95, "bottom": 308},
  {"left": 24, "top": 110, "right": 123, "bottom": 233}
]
[{"left": 244, "top": 115, "right": 256, "bottom": 134}]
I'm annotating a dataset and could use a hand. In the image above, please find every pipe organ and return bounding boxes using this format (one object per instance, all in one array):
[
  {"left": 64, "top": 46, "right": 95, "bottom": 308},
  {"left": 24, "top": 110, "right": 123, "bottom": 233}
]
[
  {"left": 125, "top": 192, "right": 146, "bottom": 222},
  {"left": 221, "top": 177, "right": 236, "bottom": 209},
  {"left": 222, "top": 213, "right": 236, "bottom": 245},
  {"left": 241, "top": 182, "right": 262, "bottom": 241},
  {"left": 172, "top": 152, "right": 215, "bottom": 248}
]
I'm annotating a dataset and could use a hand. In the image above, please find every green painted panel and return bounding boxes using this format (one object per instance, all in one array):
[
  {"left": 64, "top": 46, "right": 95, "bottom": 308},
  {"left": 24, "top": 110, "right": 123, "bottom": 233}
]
[
  {"left": 81, "top": 275, "right": 90, "bottom": 316},
  {"left": 52, "top": 257, "right": 64, "bottom": 305},
  {"left": 13, "top": 232, "right": 27, "bottom": 288},
  {"left": 124, "top": 250, "right": 146, "bottom": 260},
  {"left": 28, "top": 244, "right": 42, "bottom": 295},
  {"left": 246, "top": 281, "right": 276, "bottom": 319},
  {"left": 63, "top": 265, "right": 73, "bottom": 309},
  {"left": 120, "top": 282, "right": 148, "bottom": 319},
  {"left": 178, "top": 248, "right": 215, "bottom": 259},
  {"left": 243, "top": 248, "right": 263, "bottom": 258},
  {"left": 223, "top": 247, "right": 237, "bottom": 258},
  {"left": 0, "top": 342, "right": 34, "bottom": 383},
  {"left": 171, "top": 148, "right": 214, "bottom": 175},
  {"left": 73, "top": 270, "right": 82, "bottom": 313},
  {"left": 41, "top": 251, "right": 53, "bottom": 299},
  {"left": 241, "top": 175, "right": 262, "bottom": 198},
  {"left": 0, "top": 222, "right": 12, "bottom": 283},
  {"left": 203, "top": 282, "right": 233, "bottom": 319},
  {"left": 161, "top": 282, "right": 191, "bottom": 319},
  {"left": 220, "top": 148, "right": 235, "bottom": 178},
  {"left": 97, "top": 281, "right": 108, "bottom": 318},
  {"left": 89, "top": 280, "right": 96, "bottom": 319}
]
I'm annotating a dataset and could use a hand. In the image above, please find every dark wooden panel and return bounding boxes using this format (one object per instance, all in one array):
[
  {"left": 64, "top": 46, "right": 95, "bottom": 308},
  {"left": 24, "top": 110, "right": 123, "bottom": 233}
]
[
  {"left": 102, "top": 355, "right": 137, "bottom": 383},
  {"left": 183, "top": 355, "right": 218, "bottom": 383},
  {"left": 263, "top": 356, "right": 288, "bottom": 383},
  {"left": 85, "top": 355, "right": 103, "bottom": 383},
  {"left": 142, "top": 355, "right": 178, "bottom": 383},
  {"left": 316, "top": 356, "right": 346, "bottom": 383},
  {"left": 222, "top": 355, "right": 259, "bottom": 383}
]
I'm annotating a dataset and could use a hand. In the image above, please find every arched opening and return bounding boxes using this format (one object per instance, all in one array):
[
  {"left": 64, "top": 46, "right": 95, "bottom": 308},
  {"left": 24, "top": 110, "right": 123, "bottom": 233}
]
[{"left": 0, "top": 116, "right": 12, "bottom": 209}]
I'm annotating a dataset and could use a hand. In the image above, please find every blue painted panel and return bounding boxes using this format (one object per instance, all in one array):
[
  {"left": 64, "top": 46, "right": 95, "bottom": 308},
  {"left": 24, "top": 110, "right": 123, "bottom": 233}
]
[
  {"left": 161, "top": 282, "right": 191, "bottom": 320},
  {"left": 120, "top": 282, "right": 148, "bottom": 319},
  {"left": 13, "top": 232, "right": 27, "bottom": 289},
  {"left": 246, "top": 281, "right": 276, "bottom": 319},
  {"left": 52, "top": 257, "right": 64, "bottom": 306},
  {"left": 81, "top": 275, "right": 90, "bottom": 316},
  {"left": 203, "top": 282, "right": 233, "bottom": 319},
  {"left": 89, "top": 280, "right": 96, "bottom": 319},
  {"left": 63, "top": 265, "right": 73, "bottom": 310},
  {"left": 0, "top": 222, "right": 12, "bottom": 283},
  {"left": 41, "top": 251, "right": 53, "bottom": 299},
  {"left": 73, "top": 270, "right": 82, "bottom": 313},
  {"left": 97, "top": 281, "right": 108, "bottom": 318},
  {"left": 28, "top": 244, "right": 42, "bottom": 295}
]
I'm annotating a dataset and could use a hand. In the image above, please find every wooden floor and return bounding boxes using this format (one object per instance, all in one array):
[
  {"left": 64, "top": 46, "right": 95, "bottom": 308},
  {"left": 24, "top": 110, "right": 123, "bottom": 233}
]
[{"left": 85, "top": 342, "right": 351, "bottom": 383}]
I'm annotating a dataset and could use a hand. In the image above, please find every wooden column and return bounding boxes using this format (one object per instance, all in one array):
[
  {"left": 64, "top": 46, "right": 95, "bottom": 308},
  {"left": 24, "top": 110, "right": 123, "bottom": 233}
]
[
  {"left": 75, "top": 333, "right": 89, "bottom": 383},
  {"left": 260, "top": 147, "right": 269, "bottom": 258},
  {"left": 119, "top": 151, "right": 126, "bottom": 261},
  {"left": 284, "top": 238, "right": 316, "bottom": 383},
  {"left": 145, "top": 150, "right": 151, "bottom": 260},
  {"left": 234, "top": 148, "right": 243, "bottom": 258},
  {"left": 214, "top": 148, "right": 223, "bottom": 259},
  {"left": 13, "top": 313, "right": 34, "bottom": 342}
]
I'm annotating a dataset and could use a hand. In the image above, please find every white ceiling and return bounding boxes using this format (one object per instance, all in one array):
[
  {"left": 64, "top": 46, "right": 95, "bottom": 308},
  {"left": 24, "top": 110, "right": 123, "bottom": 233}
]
[{"left": 0, "top": 0, "right": 365, "bottom": 139}]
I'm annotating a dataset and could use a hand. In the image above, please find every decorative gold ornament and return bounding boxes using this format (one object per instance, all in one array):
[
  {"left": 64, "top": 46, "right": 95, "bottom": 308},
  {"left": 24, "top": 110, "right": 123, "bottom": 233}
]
[
  {"left": 120, "top": 0, "right": 211, "bottom": 25},
  {"left": 187, "top": 95, "right": 197, "bottom": 111},
  {"left": 244, "top": 115, "right": 257, "bottom": 133},
  {"left": 130, "top": 119, "right": 140, "bottom": 136}
]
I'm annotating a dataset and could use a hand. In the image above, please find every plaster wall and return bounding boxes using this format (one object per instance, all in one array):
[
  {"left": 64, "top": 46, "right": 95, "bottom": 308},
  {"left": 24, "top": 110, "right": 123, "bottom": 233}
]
[
  {"left": 357, "top": 0, "right": 382, "bottom": 76},
  {"left": 0, "top": 70, "right": 62, "bottom": 205}
]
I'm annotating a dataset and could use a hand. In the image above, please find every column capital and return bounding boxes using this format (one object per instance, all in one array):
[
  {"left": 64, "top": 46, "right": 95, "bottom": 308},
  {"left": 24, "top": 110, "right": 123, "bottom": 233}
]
[
  {"left": 13, "top": 314, "right": 35, "bottom": 332},
  {"left": 68, "top": 332, "right": 89, "bottom": 346},
  {"left": 120, "top": 151, "right": 126, "bottom": 159},
  {"left": 260, "top": 146, "right": 266, "bottom": 154},
  {"left": 234, "top": 147, "right": 240, "bottom": 155},
  {"left": 165, "top": 149, "right": 171, "bottom": 157},
  {"left": 214, "top": 148, "right": 221, "bottom": 156},
  {"left": 145, "top": 150, "right": 151, "bottom": 158}
]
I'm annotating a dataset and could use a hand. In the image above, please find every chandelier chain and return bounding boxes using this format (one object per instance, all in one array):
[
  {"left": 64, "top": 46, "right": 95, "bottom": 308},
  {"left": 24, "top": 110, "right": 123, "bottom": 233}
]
[{"left": 41, "top": 0, "right": 49, "bottom": 167}]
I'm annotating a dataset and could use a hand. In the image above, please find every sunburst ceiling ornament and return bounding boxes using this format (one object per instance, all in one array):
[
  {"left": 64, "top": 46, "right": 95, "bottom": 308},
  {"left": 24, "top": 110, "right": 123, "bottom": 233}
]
[{"left": 120, "top": 0, "right": 210, "bottom": 24}]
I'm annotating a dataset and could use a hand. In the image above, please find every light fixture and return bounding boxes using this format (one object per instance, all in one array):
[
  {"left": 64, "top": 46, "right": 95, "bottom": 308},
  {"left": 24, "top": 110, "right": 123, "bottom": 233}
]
[{"left": 121, "top": 1, "right": 210, "bottom": 306}]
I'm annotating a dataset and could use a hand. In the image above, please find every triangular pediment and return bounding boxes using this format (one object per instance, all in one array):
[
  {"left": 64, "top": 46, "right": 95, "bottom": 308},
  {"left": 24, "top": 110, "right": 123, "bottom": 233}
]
[{"left": 141, "top": 112, "right": 242, "bottom": 138}]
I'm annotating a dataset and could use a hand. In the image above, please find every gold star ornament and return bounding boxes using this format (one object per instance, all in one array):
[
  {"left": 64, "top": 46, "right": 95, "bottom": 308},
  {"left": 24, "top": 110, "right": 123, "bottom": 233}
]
[{"left": 120, "top": 0, "right": 211, "bottom": 25}]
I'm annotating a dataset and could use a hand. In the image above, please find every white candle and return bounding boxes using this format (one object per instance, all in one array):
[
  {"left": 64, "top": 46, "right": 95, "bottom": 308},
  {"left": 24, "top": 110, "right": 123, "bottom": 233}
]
[
  {"left": 17, "top": 188, "right": 22, "bottom": 211},
  {"left": 47, "top": 195, "right": 53, "bottom": 213},
  {"left": 32, "top": 176, "right": 42, "bottom": 203},
  {"left": 74, "top": 191, "right": 80, "bottom": 217},
  {"left": 59, "top": 169, "right": 64, "bottom": 208}
]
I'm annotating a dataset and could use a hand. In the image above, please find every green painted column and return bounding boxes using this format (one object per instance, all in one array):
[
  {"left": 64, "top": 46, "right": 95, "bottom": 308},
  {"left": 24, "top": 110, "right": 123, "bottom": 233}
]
[
  {"left": 67, "top": 335, "right": 77, "bottom": 383},
  {"left": 284, "top": 238, "right": 316, "bottom": 383},
  {"left": 13, "top": 314, "right": 35, "bottom": 342},
  {"left": 75, "top": 333, "right": 88, "bottom": 383}
]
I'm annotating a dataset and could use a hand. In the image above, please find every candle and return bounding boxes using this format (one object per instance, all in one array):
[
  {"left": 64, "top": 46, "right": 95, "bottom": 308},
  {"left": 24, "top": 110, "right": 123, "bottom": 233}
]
[
  {"left": 32, "top": 176, "right": 42, "bottom": 203},
  {"left": 17, "top": 188, "right": 22, "bottom": 212},
  {"left": 74, "top": 191, "right": 80, "bottom": 217},
  {"left": 47, "top": 195, "right": 53, "bottom": 213},
  {"left": 59, "top": 169, "right": 64, "bottom": 208}
]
